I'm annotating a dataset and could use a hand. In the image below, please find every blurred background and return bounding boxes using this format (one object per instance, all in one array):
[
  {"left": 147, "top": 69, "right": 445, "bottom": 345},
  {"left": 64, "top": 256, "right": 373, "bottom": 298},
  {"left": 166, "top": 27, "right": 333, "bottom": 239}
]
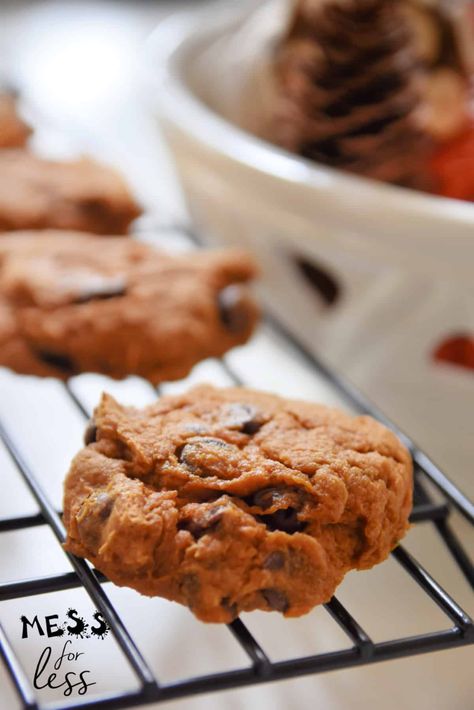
[{"left": 0, "top": 0, "right": 200, "bottom": 214}]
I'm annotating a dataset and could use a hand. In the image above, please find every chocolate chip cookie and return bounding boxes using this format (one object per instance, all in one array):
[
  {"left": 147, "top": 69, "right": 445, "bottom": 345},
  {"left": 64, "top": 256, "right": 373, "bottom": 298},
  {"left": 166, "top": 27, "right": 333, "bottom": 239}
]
[
  {"left": 0, "top": 150, "right": 141, "bottom": 233},
  {"left": 0, "top": 93, "right": 31, "bottom": 148},
  {"left": 63, "top": 385, "right": 413, "bottom": 622},
  {"left": 0, "top": 232, "right": 259, "bottom": 382}
]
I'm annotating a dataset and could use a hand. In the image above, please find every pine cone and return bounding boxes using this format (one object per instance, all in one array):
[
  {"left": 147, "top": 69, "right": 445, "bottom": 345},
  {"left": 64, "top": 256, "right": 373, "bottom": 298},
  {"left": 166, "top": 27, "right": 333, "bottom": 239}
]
[{"left": 269, "top": 0, "right": 433, "bottom": 188}]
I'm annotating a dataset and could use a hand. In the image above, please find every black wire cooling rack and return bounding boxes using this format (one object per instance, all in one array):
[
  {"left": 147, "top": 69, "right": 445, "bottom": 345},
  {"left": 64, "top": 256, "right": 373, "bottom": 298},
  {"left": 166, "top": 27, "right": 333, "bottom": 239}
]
[{"left": 0, "top": 225, "right": 473, "bottom": 710}]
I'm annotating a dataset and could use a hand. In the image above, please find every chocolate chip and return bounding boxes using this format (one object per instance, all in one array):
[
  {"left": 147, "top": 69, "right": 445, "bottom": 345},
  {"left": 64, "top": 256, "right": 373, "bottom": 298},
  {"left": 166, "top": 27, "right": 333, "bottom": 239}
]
[
  {"left": 77, "top": 492, "right": 114, "bottom": 551},
  {"left": 222, "top": 403, "right": 263, "bottom": 435},
  {"left": 95, "top": 492, "right": 114, "bottom": 520},
  {"left": 221, "top": 597, "right": 238, "bottom": 619},
  {"left": 76, "top": 518, "right": 100, "bottom": 550},
  {"left": 177, "top": 437, "right": 234, "bottom": 474},
  {"left": 84, "top": 419, "right": 97, "bottom": 445},
  {"left": 217, "top": 284, "right": 250, "bottom": 334},
  {"left": 177, "top": 437, "right": 231, "bottom": 457},
  {"left": 242, "top": 419, "right": 263, "bottom": 435},
  {"left": 73, "top": 278, "right": 127, "bottom": 304},
  {"left": 180, "top": 573, "right": 200, "bottom": 597},
  {"left": 178, "top": 506, "right": 225, "bottom": 540},
  {"left": 261, "top": 588, "right": 289, "bottom": 612},
  {"left": 248, "top": 488, "right": 307, "bottom": 534},
  {"left": 35, "top": 349, "right": 76, "bottom": 375},
  {"left": 263, "top": 551, "right": 285, "bottom": 570},
  {"left": 79, "top": 197, "right": 108, "bottom": 218},
  {"left": 259, "top": 508, "right": 306, "bottom": 534},
  {"left": 251, "top": 487, "right": 287, "bottom": 510}
]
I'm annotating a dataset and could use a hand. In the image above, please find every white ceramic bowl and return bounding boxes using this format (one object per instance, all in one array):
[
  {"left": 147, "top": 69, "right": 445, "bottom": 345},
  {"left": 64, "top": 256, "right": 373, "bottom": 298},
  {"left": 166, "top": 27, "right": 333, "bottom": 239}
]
[{"left": 144, "top": 0, "right": 474, "bottom": 492}]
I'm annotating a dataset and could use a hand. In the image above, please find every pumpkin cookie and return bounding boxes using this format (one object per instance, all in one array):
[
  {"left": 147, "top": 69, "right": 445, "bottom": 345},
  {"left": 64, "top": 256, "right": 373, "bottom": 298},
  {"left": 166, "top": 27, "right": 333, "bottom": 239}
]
[
  {"left": 63, "top": 385, "right": 413, "bottom": 622},
  {"left": 0, "top": 232, "right": 258, "bottom": 382},
  {"left": 0, "top": 150, "right": 141, "bottom": 233}
]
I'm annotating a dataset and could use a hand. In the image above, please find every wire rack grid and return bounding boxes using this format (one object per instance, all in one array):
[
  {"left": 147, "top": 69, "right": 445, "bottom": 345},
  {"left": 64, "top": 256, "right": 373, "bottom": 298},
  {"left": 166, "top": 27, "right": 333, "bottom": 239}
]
[{"left": 0, "top": 225, "right": 472, "bottom": 710}]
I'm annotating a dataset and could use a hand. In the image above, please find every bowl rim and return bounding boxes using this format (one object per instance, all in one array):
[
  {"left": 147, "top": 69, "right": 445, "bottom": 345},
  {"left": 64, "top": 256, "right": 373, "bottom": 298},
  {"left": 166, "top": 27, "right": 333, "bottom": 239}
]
[{"left": 143, "top": 2, "right": 474, "bottom": 236}]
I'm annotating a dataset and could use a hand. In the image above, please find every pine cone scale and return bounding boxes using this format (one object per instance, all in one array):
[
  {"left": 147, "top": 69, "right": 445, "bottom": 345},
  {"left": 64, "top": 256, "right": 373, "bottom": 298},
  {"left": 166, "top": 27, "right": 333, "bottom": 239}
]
[
  {"left": 278, "top": 82, "right": 418, "bottom": 145},
  {"left": 277, "top": 52, "right": 420, "bottom": 113},
  {"left": 267, "top": 0, "right": 434, "bottom": 188}
]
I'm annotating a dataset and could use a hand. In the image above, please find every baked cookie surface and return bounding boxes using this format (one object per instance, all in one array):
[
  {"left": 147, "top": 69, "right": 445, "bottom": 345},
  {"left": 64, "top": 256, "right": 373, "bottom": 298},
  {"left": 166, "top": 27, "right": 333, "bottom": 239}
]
[
  {"left": 0, "top": 150, "right": 141, "bottom": 233},
  {"left": 0, "top": 232, "right": 258, "bottom": 382},
  {"left": 63, "top": 385, "right": 413, "bottom": 622},
  {"left": 0, "top": 93, "right": 31, "bottom": 148}
]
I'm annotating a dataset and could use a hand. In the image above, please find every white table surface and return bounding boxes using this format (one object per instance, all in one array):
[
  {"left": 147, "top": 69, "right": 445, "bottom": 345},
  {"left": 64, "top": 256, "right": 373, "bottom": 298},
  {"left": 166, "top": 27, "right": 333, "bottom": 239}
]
[{"left": 0, "top": 2, "right": 472, "bottom": 710}]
